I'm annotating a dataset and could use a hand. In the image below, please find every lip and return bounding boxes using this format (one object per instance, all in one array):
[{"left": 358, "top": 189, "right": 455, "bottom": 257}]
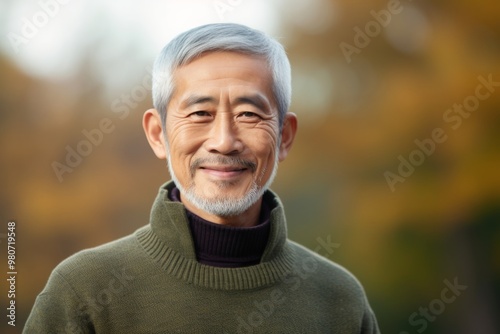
[{"left": 199, "top": 165, "right": 249, "bottom": 179}]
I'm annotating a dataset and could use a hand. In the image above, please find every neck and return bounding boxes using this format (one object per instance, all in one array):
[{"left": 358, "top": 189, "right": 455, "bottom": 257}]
[{"left": 180, "top": 195, "right": 263, "bottom": 227}]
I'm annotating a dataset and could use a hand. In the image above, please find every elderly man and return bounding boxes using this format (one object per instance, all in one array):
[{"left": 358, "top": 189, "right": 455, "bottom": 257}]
[{"left": 24, "top": 23, "right": 380, "bottom": 333}]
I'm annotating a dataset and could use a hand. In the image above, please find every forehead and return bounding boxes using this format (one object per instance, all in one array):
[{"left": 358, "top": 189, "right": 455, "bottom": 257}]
[{"left": 172, "top": 51, "right": 273, "bottom": 92}]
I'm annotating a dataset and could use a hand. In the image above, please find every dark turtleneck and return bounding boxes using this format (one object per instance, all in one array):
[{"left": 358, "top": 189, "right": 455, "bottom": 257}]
[{"left": 168, "top": 186, "right": 271, "bottom": 268}]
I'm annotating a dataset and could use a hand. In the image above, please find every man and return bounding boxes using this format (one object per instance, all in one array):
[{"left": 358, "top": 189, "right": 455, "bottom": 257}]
[{"left": 25, "top": 23, "right": 380, "bottom": 333}]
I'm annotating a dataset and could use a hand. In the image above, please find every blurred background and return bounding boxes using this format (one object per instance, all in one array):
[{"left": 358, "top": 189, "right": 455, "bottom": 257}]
[{"left": 0, "top": 0, "right": 499, "bottom": 333}]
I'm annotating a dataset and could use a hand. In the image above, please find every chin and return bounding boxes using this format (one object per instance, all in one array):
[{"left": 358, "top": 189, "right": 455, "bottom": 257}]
[{"left": 187, "top": 182, "right": 262, "bottom": 217}]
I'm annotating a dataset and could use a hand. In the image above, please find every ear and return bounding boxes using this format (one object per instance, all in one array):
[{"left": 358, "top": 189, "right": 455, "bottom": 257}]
[
  {"left": 143, "top": 108, "right": 167, "bottom": 159},
  {"left": 278, "top": 112, "right": 298, "bottom": 162}
]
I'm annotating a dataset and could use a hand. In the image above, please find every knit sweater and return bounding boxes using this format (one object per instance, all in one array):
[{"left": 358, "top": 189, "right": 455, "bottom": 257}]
[
  {"left": 169, "top": 186, "right": 272, "bottom": 268},
  {"left": 24, "top": 181, "right": 380, "bottom": 333}
]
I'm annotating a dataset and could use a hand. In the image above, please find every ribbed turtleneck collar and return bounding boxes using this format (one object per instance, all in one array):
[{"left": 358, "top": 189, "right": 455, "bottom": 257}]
[
  {"left": 135, "top": 181, "right": 294, "bottom": 290},
  {"left": 168, "top": 186, "right": 271, "bottom": 268}
]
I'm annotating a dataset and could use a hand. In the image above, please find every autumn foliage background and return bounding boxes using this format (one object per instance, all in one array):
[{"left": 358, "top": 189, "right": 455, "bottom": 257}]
[{"left": 0, "top": 0, "right": 499, "bottom": 333}]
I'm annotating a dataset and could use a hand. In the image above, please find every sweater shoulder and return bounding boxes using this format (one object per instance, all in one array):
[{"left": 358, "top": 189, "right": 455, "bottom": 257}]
[
  {"left": 287, "top": 239, "right": 367, "bottom": 296},
  {"left": 51, "top": 225, "right": 148, "bottom": 283},
  {"left": 286, "top": 240, "right": 379, "bottom": 331}
]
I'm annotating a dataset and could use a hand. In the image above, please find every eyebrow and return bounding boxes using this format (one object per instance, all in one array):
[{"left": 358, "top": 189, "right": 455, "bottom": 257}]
[
  {"left": 181, "top": 95, "right": 217, "bottom": 109},
  {"left": 180, "top": 93, "right": 271, "bottom": 112},
  {"left": 234, "top": 94, "right": 270, "bottom": 112}
]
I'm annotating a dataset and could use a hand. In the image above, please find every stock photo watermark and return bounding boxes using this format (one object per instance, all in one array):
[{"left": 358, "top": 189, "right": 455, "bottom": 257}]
[
  {"left": 6, "top": 221, "right": 17, "bottom": 327},
  {"left": 340, "top": 0, "right": 413, "bottom": 63},
  {"left": 213, "top": 0, "right": 245, "bottom": 21},
  {"left": 399, "top": 277, "right": 467, "bottom": 334},
  {"left": 225, "top": 235, "right": 340, "bottom": 333},
  {"left": 65, "top": 267, "right": 135, "bottom": 333},
  {"left": 384, "top": 73, "right": 499, "bottom": 192},
  {"left": 51, "top": 66, "right": 153, "bottom": 182},
  {"left": 7, "top": 0, "right": 75, "bottom": 54}
]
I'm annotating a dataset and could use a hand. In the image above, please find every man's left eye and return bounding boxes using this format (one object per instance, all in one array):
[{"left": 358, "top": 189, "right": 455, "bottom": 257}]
[{"left": 239, "top": 112, "right": 260, "bottom": 118}]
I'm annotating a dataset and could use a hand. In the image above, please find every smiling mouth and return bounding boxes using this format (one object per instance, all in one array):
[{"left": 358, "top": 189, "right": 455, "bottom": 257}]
[
  {"left": 190, "top": 157, "right": 257, "bottom": 179},
  {"left": 199, "top": 165, "right": 249, "bottom": 178},
  {"left": 200, "top": 166, "right": 248, "bottom": 172}
]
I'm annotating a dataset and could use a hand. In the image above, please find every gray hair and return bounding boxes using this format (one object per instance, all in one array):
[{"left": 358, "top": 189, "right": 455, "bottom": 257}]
[{"left": 152, "top": 23, "right": 291, "bottom": 129}]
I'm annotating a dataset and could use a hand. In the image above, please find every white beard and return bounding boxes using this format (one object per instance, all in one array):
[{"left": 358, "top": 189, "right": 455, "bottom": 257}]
[{"left": 167, "top": 151, "right": 279, "bottom": 217}]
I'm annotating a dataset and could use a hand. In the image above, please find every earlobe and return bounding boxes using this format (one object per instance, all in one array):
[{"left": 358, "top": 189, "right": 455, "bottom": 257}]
[
  {"left": 278, "top": 112, "right": 298, "bottom": 162},
  {"left": 143, "top": 108, "right": 167, "bottom": 159}
]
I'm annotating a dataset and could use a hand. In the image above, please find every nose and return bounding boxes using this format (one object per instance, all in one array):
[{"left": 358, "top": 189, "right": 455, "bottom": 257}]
[{"left": 204, "top": 113, "right": 243, "bottom": 155}]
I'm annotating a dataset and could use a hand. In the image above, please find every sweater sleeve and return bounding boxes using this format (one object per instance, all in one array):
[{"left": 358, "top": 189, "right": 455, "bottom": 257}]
[
  {"left": 361, "top": 301, "right": 381, "bottom": 334},
  {"left": 23, "top": 270, "right": 94, "bottom": 334}
]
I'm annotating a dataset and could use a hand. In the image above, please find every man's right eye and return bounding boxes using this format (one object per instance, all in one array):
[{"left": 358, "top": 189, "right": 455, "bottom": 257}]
[{"left": 190, "top": 111, "right": 211, "bottom": 117}]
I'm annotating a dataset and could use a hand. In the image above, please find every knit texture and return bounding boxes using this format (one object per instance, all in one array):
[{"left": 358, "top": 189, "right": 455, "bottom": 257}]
[
  {"left": 24, "top": 181, "right": 380, "bottom": 333},
  {"left": 187, "top": 210, "right": 271, "bottom": 267},
  {"left": 169, "top": 186, "right": 272, "bottom": 268}
]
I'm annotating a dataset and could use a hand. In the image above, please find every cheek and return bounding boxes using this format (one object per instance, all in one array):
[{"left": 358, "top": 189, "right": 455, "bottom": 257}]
[
  {"left": 247, "top": 129, "right": 279, "bottom": 168},
  {"left": 166, "top": 124, "right": 205, "bottom": 177}
]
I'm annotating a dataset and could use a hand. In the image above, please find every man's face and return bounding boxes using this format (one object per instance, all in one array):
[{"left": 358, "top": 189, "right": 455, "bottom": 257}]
[{"left": 164, "top": 51, "right": 282, "bottom": 217}]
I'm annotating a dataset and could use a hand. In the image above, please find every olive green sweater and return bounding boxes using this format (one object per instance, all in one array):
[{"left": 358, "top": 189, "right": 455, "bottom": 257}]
[{"left": 24, "top": 182, "right": 380, "bottom": 333}]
